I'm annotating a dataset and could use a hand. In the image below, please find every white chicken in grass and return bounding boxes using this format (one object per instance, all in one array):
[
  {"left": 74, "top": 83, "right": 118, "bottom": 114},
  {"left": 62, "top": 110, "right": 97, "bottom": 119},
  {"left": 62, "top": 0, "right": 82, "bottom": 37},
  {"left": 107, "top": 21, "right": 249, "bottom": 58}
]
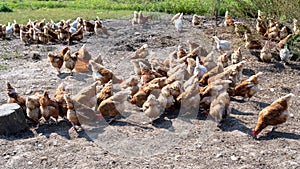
[
  {"left": 174, "top": 13, "right": 183, "bottom": 32},
  {"left": 280, "top": 45, "right": 292, "bottom": 64},
  {"left": 212, "top": 36, "right": 231, "bottom": 51}
]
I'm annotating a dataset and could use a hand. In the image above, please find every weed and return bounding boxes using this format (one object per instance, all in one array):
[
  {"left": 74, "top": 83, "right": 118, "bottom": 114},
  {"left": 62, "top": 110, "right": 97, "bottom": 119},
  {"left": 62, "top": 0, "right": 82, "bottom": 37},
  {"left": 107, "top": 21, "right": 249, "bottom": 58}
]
[
  {"left": 0, "top": 63, "right": 10, "bottom": 70},
  {"left": 0, "top": 3, "right": 13, "bottom": 12}
]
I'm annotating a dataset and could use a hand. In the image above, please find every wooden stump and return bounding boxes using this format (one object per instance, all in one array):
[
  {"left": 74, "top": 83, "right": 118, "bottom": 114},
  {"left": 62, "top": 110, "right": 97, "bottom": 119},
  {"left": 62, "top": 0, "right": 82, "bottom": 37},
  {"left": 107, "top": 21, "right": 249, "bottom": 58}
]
[{"left": 0, "top": 103, "right": 28, "bottom": 135}]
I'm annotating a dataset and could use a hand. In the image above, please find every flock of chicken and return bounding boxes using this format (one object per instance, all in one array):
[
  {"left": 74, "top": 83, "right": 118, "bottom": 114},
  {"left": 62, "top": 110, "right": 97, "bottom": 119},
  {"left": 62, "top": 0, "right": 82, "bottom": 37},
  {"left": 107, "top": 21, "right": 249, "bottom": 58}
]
[
  {"left": 4, "top": 10, "right": 297, "bottom": 139},
  {"left": 0, "top": 16, "right": 109, "bottom": 45}
]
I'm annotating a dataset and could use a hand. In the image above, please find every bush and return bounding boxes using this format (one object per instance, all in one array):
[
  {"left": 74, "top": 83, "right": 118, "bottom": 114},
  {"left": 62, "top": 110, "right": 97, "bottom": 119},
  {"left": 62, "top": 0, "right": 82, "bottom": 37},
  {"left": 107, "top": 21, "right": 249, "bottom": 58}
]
[
  {"left": 226, "top": 0, "right": 300, "bottom": 20},
  {"left": 0, "top": 4, "right": 13, "bottom": 12}
]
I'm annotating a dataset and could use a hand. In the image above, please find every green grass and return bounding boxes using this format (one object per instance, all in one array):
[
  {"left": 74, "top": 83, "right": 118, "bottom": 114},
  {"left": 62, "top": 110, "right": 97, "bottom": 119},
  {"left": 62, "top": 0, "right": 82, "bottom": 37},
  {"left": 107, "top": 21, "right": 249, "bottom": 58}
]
[
  {"left": 0, "top": 0, "right": 298, "bottom": 24},
  {"left": 0, "top": 8, "right": 135, "bottom": 24},
  {"left": 0, "top": 63, "right": 10, "bottom": 70}
]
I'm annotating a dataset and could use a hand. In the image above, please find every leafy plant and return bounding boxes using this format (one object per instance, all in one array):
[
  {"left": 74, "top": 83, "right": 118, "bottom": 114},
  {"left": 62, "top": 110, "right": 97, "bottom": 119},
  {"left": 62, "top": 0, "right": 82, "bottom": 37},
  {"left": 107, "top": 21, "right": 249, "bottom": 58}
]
[{"left": 0, "top": 3, "right": 13, "bottom": 12}]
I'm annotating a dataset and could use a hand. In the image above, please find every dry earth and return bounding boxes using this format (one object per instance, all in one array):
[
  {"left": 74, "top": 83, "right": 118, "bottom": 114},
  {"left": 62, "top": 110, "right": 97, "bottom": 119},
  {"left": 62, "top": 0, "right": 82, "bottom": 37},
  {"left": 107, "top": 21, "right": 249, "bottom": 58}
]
[{"left": 0, "top": 15, "right": 300, "bottom": 169}]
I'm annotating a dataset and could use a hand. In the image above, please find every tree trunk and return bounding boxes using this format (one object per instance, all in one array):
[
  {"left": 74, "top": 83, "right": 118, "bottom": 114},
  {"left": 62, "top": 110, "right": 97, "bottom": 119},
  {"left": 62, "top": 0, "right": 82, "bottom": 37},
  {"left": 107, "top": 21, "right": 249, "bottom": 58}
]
[{"left": 0, "top": 103, "right": 28, "bottom": 135}]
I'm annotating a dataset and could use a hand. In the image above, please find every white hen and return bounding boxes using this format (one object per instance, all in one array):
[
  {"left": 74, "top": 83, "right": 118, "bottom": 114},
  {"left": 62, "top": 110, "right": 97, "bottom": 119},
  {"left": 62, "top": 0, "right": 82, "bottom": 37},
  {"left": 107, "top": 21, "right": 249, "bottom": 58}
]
[
  {"left": 280, "top": 46, "right": 292, "bottom": 63},
  {"left": 212, "top": 36, "right": 231, "bottom": 51},
  {"left": 174, "top": 13, "right": 183, "bottom": 32},
  {"left": 193, "top": 57, "right": 207, "bottom": 78}
]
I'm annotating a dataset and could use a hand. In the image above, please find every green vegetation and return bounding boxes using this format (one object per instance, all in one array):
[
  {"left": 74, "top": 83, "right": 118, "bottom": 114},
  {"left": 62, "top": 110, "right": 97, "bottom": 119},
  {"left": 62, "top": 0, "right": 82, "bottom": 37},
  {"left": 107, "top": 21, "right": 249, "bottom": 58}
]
[
  {"left": 0, "top": 63, "right": 10, "bottom": 70},
  {"left": 0, "top": 8, "right": 135, "bottom": 24},
  {"left": 0, "top": 3, "right": 13, "bottom": 12},
  {"left": 1, "top": 0, "right": 299, "bottom": 22}
]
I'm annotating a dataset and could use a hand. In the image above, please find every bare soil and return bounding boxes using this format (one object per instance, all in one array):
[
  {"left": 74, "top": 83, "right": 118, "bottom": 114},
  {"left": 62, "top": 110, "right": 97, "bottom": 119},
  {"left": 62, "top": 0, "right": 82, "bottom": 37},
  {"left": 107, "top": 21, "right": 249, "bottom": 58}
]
[{"left": 0, "top": 15, "right": 300, "bottom": 169}]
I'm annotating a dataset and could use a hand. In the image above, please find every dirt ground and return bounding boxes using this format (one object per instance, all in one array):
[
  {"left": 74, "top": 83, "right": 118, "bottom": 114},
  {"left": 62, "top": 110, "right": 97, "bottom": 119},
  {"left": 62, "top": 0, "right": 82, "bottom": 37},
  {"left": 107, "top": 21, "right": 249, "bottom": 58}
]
[{"left": 0, "top": 14, "right": 300, "bottom": 169}]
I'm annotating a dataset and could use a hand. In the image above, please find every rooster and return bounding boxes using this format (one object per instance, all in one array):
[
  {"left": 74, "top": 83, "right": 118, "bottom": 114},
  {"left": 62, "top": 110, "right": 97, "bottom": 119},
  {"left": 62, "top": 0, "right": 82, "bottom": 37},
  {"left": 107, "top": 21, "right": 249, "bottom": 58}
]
[{"left": 253, "top": 93, "right": 295, "bottom": 138}]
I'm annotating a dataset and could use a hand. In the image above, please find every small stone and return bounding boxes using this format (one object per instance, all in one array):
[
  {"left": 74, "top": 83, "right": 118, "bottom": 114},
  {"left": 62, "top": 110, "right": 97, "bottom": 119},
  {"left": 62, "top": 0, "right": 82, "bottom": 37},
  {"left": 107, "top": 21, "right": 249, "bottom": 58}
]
[
  {"left": 231, "top": 155, "right": 239, "bottom": 161},
  {"left": 40, "top": 156, "right": 47, "bottom": 161},
  {"left": 27, "top": 161, "right": 33, "bottom": 165},
  {"left": 4, "top": 155, "right": 10, "bottom": 159},
  {"left": 25, "top": 90, "right": 33, "bottom": 95},
  {"left": 30, "top": 51, "right": 41, "bottom": 60},
  {"left": 175, "top": 155, "right": 180, "bottom": 161},
  {"left": 37, "top": 144, "right": 43, "bottom": 147},
  {"left": 134, "top": 32, "right": 141, "bottom": 35},
  {"left": 270, "top": 88, "right": 275, "bottom": 92},
  {"left": 216, "top": 153, "right": 223, "bottom": 158},
  {"left": 109, "top": 160, "right": 116, "bottom": 165}
]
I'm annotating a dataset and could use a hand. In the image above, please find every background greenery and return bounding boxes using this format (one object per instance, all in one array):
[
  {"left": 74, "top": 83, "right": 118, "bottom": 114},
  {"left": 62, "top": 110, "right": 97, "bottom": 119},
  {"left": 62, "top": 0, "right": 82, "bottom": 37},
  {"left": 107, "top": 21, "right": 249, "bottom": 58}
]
[{"left": 0, "top": 0, "right": 299, "bottom": 24}]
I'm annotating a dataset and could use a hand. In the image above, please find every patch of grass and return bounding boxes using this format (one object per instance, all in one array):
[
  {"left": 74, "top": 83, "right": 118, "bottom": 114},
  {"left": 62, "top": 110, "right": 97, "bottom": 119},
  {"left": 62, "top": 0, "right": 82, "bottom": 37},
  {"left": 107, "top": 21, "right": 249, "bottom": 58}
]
[
  {"left": 0, "top": 63, "right": 10, "bottom": 70},
  {"left": 1, "top": 55, "right": 11, "bottom": 60},
  {"left": 0, "top": 3, "right": 13, "bottom": 12},
  {"left": 0, "top": 8, "right": 134, "bottom": 24}
]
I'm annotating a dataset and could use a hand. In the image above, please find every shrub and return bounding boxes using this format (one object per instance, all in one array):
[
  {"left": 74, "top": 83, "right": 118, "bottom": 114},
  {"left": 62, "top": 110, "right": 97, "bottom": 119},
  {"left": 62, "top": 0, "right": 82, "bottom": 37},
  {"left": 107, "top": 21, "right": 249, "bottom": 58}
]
[{"left": 0, "top": 4, "right": 13, "bottom": 12}]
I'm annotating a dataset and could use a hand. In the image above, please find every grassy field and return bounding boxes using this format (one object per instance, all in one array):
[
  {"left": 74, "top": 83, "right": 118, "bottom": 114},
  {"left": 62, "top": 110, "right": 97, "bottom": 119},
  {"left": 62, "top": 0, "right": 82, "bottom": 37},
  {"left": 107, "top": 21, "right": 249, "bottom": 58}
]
[
  {"left": 0, "top": 8, "right": 137, "bottom": 24},
  {"left": 0, "top": 0, "right": 226, "bottom": 24},
  {"left": 0, "top": 0, "right": 299, "bottom": 24}
]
